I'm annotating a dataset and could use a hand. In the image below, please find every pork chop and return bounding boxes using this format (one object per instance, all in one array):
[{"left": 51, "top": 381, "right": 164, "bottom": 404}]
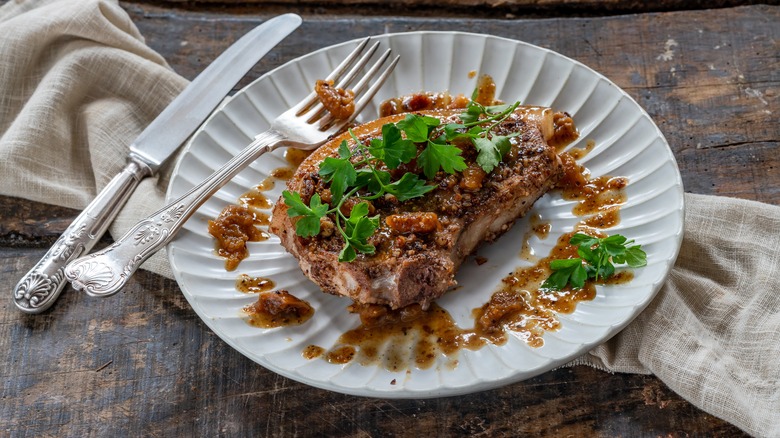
[{"left": 270, "top": 106, "right": 575, "bottom": 309}]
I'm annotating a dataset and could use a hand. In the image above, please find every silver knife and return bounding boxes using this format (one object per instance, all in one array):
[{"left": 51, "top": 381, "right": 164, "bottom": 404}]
[{"left": 13, "top": 13, "right": 303, "bottom": 314}]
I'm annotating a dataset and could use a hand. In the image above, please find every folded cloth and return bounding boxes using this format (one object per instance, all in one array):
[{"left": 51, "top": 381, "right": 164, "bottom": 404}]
[
  {"left": 0, "top": 0, "right": 187, "bottom": 278},
  {"left": 570, "top": 194, "right": 780, "bottom": 436},
  {"left": 1, "top": 1, "right": 778, "bottom": 436}
]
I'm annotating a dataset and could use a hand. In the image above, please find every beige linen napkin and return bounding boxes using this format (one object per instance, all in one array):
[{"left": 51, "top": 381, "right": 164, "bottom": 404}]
[
  {"left": 0, "top": 0, "right": 187, "bottom": 278},
  {"left": 571, "top": 194, "right": 780, "bottom": 436},
  {"left": 2, "top": 1, "right": 778, "bottom": 436}
]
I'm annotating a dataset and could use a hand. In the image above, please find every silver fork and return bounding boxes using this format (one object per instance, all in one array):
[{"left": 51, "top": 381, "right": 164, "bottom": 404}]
[{"left": 64, "top": 39, "right": 399, "bottom": 297}]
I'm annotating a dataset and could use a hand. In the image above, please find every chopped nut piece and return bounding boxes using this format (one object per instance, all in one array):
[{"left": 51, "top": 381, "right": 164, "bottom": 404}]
[
  {"left": 315, "top": 79, "right": 355, "bottom": 120},
  {"left": 460, "top": 164, "right": 487, "bottom": 191},
  {"left": 386, "top": 212, "right": 441, "bottom": 234}
]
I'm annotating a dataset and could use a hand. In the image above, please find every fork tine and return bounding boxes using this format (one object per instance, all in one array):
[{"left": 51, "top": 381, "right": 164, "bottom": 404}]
[
  {"left": 320, "top": 54, "right": 399, "bottom": 131},
  {"left": 346, "top": 55, "right": 400, "bottom": 123},
  {"left": 334, "top": 41, "right": 381, "bottom": 89},
  {"left": 342, "top": 48, "right": 392, "bottom": 99},
  {"left": 294, "top": 38, "right": 371, "bottom": 117},
  {"left": 305, "top": 42, "right": 382, "bottom": 123}
]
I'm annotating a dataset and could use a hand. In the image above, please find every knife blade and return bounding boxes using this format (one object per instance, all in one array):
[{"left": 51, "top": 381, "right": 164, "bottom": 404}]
[{"left": 13, "top": 13, "right": 302, "bottom": 314}]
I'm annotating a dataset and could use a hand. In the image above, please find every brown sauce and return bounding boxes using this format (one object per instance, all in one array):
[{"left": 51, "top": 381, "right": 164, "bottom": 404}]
[
  {"left": 239, "top": 187, "right": 272, "bottom": 210},
  {"left": 251, "top": 211, "right": 271, "bottom": 227},
  {"left": 315, "top": 79, "right": 355, "bottom": 120},
  {"left": 271, "top": 166, "right": 295, "bottom": 180},
  {"left": 581, "top": 206, "right": 621, "bottom": 229},
  {"left": 324, "top": 346, "right": 356, "bottom": 364},
  {"left": 208, "top": 205, "right": 268, "bottom": 271},
  {"left": 253, "top": 166, "right": 295, "bottom": 194},
  {"left": 473, "top": 74, "right": 498, "bottom": 106},
  {"left": 550, "top": 112, "right": 580, "bottom": 150},
  {"left": 312, "top": 303, "right": 479, "bottom": 370},
  {"left": 235, "top": 273, "right": 275, "bottom": 294},
  {"left": 520, "top": 214, "right": 551, "bottom": 262},
  {"left": 519, "top": 234, "right": 537, "bottom": 262},
  {"left": 256, "top": 178, "right": 275, "bottom": 192},
  {"left": 236, "top": 165, "right": 297, "bottom": 228},
  {"left": 376, "top": 74, "right": 501, "bottom": 118},
  {"left": 221, "top": 88, "right": 636, "bottom": 371},
  {"left": 302, "top": 345, "right": 325, "bottom": 360},
  {"left": 242, "top": 290, "right": 314, "bottom": 328},
  {"left": 307, "top": 227, "right": 635, "bottom": 370},
  {"left": 568, "top": 139, "right": 596, "bottom": 160},
  {"left": 476, "top": 231, "right": 596, "bottom": 348},
  {"left": 556, "top": 152, "right": 627, "bottom": 226},
  {"left": 530, "top": 213, "right": 551, "bottom": 239},
  {"left": 285, "top": 148, "right": 313, "bottom": 168},
  {"left": 379, "top": 92, "right": 470, "bottom": 118}
]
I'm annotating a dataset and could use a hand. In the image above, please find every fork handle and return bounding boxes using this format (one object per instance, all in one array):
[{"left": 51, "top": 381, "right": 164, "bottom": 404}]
[
  {"left": 13, "top": 160, "right": 150, "bottom": 313},
  {"left": 64, "top": 130, "right": 284, "bottom": 297}
]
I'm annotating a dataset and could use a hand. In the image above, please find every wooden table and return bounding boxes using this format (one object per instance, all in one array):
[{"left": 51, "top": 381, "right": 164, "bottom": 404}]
[{"left": 2, "top": 2, "right": 777, "bottom": 436}]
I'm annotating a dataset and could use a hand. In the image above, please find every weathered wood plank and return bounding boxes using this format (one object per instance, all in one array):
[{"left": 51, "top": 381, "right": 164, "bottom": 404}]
[
  {"left": 3, "top": 4, "right": 777, "bottom": 437},
  {"left": 0, "top": 247, "right": 745, "bottom": 436},
  {"left": 121, "top": 0, "right": 775, "bottom": 18}
]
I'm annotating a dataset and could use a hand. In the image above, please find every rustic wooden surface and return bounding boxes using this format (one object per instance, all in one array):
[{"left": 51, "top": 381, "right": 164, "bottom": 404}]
[{"left": 2, "top": 3, "right": 778, "bottom": 437}]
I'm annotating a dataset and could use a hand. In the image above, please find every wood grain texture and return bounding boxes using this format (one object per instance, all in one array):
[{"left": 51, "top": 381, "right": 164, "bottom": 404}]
[
  {"left": 3, "top": 3, "right": 777, "bottom": 437},
  {"left": 124, "top": 0, "right": 776, "bottom": 18}
]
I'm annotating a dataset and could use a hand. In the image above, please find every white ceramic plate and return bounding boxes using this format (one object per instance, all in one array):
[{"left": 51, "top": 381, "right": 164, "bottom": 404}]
[{"left": 166, "top": 32, "right": 684, "bottom": 398}]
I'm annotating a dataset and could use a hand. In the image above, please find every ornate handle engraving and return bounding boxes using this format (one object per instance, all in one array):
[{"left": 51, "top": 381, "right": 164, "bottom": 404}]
[
  {"left": 14, "top": 225, "right": 85, "bottom": 311},
  {"left": 13, "top": 160, "right": 149, "bottom": 313},
  {"left": 66, "top": 203, "right": 185, "bottom": 296},
  {"left": 65, "top": 131, "right": 283, "bottom": 297}
]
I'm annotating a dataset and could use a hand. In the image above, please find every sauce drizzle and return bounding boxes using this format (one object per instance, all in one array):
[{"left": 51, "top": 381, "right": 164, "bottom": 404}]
[
  {"left": 235, "top": 273, "right": 275, "bottom": 294},
  {"left": 242, "top": 290, "right": 314, "bottom": 328},
  {"left": 307, "top": 226, "right": 634, "bottom": 371}
]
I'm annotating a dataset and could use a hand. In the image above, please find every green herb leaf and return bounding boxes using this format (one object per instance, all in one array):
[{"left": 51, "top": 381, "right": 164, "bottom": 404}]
[
  {"left": 544, "top": 232, "right": 648, "bottom": 289},
  {"left": 485, "top": 103, "right": 511, "bottom": 114},
  {"left": 355, "top": 168, "right": 390, "bottom": 194},
  {"left": 570, "top": 233, "right": 598, "bottom": 247},
  {"left": 338, "top": 245, "right": 357, "bottom": 263},
  {"left": 338, "top": 202, "right": 379, "bottom": 262},
  {"left": 543, "top": 258, "right": 586, "bottom": 290},
  {"left": 460, "top": 102, "right": 484, "bottom": 125},
  {"left": 384, "top": 172, "right": 436, "bottom": 201},
  {"left": 318, "top": 140, "right": 357, "bottom": 204},
  {"left": 287, "top": 95, "right": 524, "bottom": 263},
  {"left": 397, "top": 114, "right": 439, "bottom": 143},
  {"left": 624, "top": 246, "right": 648, "bottom": 267},
  {"left": 368, "top": 123, "right": 416, "bottom": 170},
  {"left": 474, "top": 137, "right": 502, "bottom": 173},
  {"left": 282, "top": 191, "right": 328, "bottom": 238},
  {"left": 417, "top": 141, "right": 468, "bottom": 179},
  {"left": 492, "top": 135, "right": 513, "bottom": 156},
  {"left": 443, "top": 123, "right": 466, "bottom": 141}
]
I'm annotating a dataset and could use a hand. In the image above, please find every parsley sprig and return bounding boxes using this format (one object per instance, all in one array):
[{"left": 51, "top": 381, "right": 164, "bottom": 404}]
[
  {"left": 282, "top": 118, "right": 443, "bottom": 262},
  {"left": 446, "top": 99, "right": 522, "bottom": 173},
  {"left": 283, "top": 95, "right": 523, "bottom": 262},
  {"left": 542, "top": 233, "right": 648, "bottom": 290}
]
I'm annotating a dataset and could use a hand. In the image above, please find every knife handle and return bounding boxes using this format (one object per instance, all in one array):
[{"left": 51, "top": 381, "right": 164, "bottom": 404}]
[
  {"left": 13, "top": 160, "right": 150, "bottom": 313},
  {"left": 64, "top": 131, "right": 283, "bottom": 298}
]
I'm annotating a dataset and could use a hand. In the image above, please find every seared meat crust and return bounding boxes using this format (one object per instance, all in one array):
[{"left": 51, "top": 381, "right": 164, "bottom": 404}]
[{"left": 270, "top": 107, "right": 569, "bottom": 309}]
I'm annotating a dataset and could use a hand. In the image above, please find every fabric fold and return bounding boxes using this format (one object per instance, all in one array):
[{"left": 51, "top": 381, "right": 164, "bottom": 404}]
[{"left": 0, "top": 0, "right": 187, "bottom": 276}]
